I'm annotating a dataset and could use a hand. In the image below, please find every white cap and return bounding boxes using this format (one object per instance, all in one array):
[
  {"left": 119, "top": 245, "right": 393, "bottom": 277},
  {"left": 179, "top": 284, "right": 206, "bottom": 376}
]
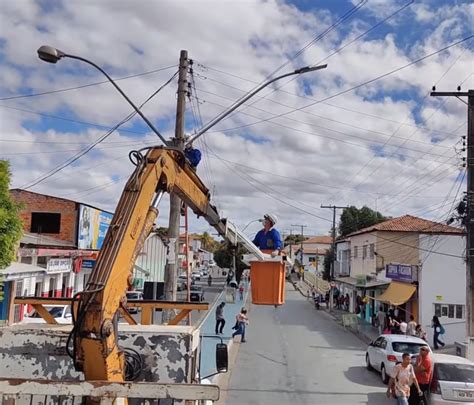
[{"left": 264, "top": 213, "right": 278, "bottom": 226}]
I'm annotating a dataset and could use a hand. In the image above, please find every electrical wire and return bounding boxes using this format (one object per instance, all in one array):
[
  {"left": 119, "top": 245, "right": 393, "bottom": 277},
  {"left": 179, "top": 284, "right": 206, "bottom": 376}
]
[
  {"left": 199, "top": 35, "right": 473, "bottom": 136},
  {"left": 0, "top": 64, "right": 177, "bottom": 101},
  {"left": 19, "top": 70, "right": 178, "bottom": 190}
]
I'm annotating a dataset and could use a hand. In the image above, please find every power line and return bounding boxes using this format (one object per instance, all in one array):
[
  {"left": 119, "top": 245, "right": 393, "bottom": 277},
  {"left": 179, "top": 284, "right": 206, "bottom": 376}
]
[
  {"left": 201, "top": 35, "right": 473, "bottom": 136},
  {"left": 19, "top": 70, "right": 178, "bottom": 190},
  {"left": 0, "top": 64, "right": 177, "bottom": 101}
]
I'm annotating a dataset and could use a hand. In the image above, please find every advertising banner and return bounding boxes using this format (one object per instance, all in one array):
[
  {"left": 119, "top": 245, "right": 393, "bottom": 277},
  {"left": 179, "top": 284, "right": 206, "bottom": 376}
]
[
  {"left": 47, "top": 258, "right": 72, "bottom": 274},
  {"left": 78, "top": 205, "right": 113, "bottom": 250},
  {"left": 385, "top": 263, "right": 414, "bottom": 282}
]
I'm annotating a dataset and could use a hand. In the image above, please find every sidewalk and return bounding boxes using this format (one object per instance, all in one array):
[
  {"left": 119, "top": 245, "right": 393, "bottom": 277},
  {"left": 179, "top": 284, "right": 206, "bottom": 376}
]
[{"left": 290, "top": 274, "right": 456, "bottom": 353}]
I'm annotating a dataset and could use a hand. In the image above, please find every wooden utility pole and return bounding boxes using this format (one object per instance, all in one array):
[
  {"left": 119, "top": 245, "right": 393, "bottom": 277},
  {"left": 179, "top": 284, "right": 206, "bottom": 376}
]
[
  {"left": 321, "top": 205, "right": 348, "bottom": 311},
  {"left": 163, "top": 50, "right": 188, "bottom": 322},
  {"left": 291, "top": 224, "right": 307, "bottom": 271},
  {"left": 431, "top": 89, "right": 473, "bottom": 359}
]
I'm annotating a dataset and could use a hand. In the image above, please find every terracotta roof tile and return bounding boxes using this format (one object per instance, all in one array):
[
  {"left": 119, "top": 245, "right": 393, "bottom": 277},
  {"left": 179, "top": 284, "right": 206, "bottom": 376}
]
[
  {"left": 347, "top": 215, "right": 463, "bottom": 237},
  {"left": 303, "top": 235, "right": 332, "bottom": 244}
]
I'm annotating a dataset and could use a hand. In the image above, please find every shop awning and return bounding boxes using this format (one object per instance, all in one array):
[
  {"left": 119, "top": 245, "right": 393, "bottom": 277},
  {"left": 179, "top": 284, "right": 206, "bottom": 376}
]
[{"left": 376, "top": 281, "right": 416, "bottom": 306}]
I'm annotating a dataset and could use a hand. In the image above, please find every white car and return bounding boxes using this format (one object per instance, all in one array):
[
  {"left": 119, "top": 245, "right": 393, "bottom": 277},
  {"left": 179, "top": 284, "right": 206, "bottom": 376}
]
[
  {"left": 428, "top": 353, "right": 474, "bottom": 404},
  {"left": 191, "top": 271, "right": 201, "bottom": 281},
  {"left": 20, "top": 305, "right": 72, "bottom": 324},
  {"left": 366, "top": 334, "right": 431, "bottom": 384}
]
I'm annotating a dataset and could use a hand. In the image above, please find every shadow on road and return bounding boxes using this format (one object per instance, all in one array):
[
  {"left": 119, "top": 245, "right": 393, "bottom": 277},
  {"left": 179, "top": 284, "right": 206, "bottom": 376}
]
[
  {"left": 366, "top": 391, "right": 388, "bottom": 404},
  {"left": 344, "top": 366, "right": 383, "bottom": 388}
]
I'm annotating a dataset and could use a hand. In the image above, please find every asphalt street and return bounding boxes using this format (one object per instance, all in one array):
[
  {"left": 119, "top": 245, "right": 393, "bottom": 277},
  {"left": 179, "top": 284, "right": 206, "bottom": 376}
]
[{"left": 225, "top": 284, "right": 388, "bottom": 405}]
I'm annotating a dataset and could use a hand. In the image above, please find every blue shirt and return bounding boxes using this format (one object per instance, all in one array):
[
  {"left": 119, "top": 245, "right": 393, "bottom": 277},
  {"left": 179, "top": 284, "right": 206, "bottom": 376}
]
[
  {"left": 253, "top": 228, "right": 282, "bottom": 250},
  {"left": 185, "top": 148, "right": 201, "bottom": 167}
]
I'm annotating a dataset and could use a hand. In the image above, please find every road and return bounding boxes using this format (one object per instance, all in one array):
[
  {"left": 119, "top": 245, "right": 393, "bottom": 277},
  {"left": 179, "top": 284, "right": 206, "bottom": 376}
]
[{"left": 225, "top": 284, "right": 388, "bottom": 405}]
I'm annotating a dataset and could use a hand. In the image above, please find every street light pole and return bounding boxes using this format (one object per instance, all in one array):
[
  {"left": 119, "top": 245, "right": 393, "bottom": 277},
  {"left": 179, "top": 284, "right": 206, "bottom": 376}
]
[
  {"left": 37, "top": 45, "right": 168, "bottom": 145},
  {"left": 186, "top": 64, "right": 327, "bottom": 146}
]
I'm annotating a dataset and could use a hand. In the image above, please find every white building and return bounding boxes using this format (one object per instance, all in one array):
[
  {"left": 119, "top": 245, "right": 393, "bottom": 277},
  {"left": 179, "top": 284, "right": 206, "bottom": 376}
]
[
  {"left": 335, "top": 239, "right": 351, "bottom": 277},
  {"left": 418, "top": 234, "right": 466, "bottom": 346}
]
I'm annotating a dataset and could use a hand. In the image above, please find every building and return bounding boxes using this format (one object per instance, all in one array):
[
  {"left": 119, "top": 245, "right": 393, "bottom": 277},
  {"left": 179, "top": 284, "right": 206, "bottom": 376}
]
[
  {"left": 334, "top": 214, "right": 465, "bottom": 344},
  {"left": 4, "top": 189, "right": 167, "bottom": 324},
  {"left": 294, "top": 235, "right": 331, "bottom": 274},
  {"left": 334, "top": 239, "right": 351, "bottom": 277}
]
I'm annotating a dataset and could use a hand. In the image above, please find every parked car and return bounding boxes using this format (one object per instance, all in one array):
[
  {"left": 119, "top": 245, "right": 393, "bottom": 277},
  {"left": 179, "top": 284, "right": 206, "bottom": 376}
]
[
  {"left": 366, "top": 334, "right": 431, "bottom": 384},
  {"left": 208, "top": 260, "right": 216, "bottom": 267},
  {"left": 201, "top": 268, "right": 208, "bottom": 276},
  {"left": 177, "top": 279, "right": 187, "bottom": 291},
  {"left": 20, "top": 305, "right": 72, "bottom": 324},
  {"left": 189, "top": 286, "right": 205, "bottom": 302},
  {"left": 191, "top": 271, "right": 201, "bottom": 281},
  {"left": 427, "top": 353, "right": 474, "bottom": 404},
  {"left": 126, "top": 291, "right": 143, "bottom": 314}
]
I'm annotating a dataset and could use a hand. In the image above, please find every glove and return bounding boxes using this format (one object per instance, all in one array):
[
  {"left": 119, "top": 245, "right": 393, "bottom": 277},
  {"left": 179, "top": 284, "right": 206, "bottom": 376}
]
[{"left": 271, "top": 250, "right": 279, "bottom": 257}]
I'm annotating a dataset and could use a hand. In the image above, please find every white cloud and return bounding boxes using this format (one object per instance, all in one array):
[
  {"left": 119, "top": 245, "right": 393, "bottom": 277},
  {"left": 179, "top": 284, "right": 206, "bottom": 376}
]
[{"left": 0, "top": 0, "right": 471, "bottom": 236}]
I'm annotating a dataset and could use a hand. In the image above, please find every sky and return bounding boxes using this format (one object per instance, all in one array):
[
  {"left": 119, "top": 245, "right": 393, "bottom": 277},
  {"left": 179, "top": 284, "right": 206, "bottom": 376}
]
[{"left": 0, "top": 0, "right": 472, "bottom": 239}]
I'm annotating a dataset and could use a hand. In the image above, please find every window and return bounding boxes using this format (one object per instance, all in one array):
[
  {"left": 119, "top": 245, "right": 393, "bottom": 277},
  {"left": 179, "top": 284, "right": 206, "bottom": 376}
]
[
  {"left": 434, "top": 303, "right": 464, "bottom": 319},
  {"left": 391, "top": 342, "right": 426, "bottom": 354},
  {"left": 353, "top": 246, "right": 358, "bottom": 258},
  {"left": 309, "top": 257, "right": 316, "bottom": 262},
  {"left": 362, "top": 245, "right": 367, "bottom": 259},
  {"left": 37, "top": 256, "right": 47, "bottom": 269},
  {"left": 30, "top": 212, "right": 61, "bottom": 233},
  {"left": 369, "top": 244, "right": 375, "bottom": 259},
  {"left": 435, "top": 363, "right": 474, "bottom": 383},
  {"left": 20, "top": 256, "right": 32, "bottom": 264}
]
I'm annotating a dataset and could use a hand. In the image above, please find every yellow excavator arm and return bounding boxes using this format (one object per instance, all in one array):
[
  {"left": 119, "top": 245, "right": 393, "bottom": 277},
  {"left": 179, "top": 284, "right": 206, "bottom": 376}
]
[{"left": 72, "top": 147, "right": 227, "bottom": 381}]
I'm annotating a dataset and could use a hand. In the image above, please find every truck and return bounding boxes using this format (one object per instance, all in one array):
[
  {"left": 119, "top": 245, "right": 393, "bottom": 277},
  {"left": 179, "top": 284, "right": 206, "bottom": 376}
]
[{"left": 0, "top": 146, "right": 276, "bottom": 404}]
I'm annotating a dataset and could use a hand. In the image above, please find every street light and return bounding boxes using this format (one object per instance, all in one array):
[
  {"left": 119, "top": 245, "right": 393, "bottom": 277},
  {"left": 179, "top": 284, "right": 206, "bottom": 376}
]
[
  {"left": 37, "top": 45, "right": 168, "bottom": 145},
  {"left": 186, "top": 63, "right": 327, "bottom": 145},
  {"left": 241, "top": 218, "right": 263, "bottom": 233}
]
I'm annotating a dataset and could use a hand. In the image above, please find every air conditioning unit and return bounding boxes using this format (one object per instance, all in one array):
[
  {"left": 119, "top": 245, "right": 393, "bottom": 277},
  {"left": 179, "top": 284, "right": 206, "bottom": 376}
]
[{"left": 455, "top": 341, "right": 468, "bottom": 358}]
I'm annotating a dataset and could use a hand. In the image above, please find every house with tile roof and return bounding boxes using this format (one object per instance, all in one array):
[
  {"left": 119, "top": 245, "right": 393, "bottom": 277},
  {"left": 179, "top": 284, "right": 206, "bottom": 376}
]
[{"left": 334, "top": 214, "right": 466, "bottom": 345}]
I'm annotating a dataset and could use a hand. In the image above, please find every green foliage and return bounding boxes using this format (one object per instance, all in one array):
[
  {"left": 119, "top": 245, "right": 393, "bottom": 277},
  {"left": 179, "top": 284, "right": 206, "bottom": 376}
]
[
  {"left": 338, "top": 206, "right": 387, "bottom": 238},
  {"left": 284, "top": 234, "right": 306, "bottom": 246},
  {"left": 0, "top": 161, "right": 23, "bottom": 269},
  {"left": 213, "top": 241, "right": 247, "bottom": 284},
  {"left": 323, "top": 247, "right": 335, "bottom": 281},
  {"left": 200, "top": 231, "right": 218, "bottom": 252}
]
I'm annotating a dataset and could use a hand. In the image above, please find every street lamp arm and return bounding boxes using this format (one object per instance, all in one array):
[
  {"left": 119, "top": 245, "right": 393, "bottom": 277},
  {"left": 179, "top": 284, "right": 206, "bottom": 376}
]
[
  {"left": 37, "top": 46, "right": 168, "bottom": 145},
  {"left": 64, "top": 54, "right": 168, "bottom": 145},
  {"left": 186, "top": 64, "right": 327, "bottom": 146}
]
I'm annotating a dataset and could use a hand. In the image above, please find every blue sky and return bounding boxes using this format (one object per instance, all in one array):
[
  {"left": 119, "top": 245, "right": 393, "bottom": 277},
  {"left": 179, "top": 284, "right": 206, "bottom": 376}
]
[{"left": 0, "top": 0, "right": 472, "bottom": 235}]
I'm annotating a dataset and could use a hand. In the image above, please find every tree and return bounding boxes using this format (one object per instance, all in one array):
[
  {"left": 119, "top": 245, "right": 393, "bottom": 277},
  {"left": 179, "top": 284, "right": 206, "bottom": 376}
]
[
  {"left": 0, "top": 161, "right": 23, "bottom": 269},
  {"left": 200, "top": 231, "right": 218, "bottom": 252},
  {"left": 284, "top": 234, "right": 306, "bottom": 246},
  {"left": 213, "top": 241, "right": 247, "bottom": 284},
  {"left": 323, "top": 247, "right": 335, "bottom": 281},
  {"left": 338, "top": 206, "right": 387, "bottom": 238}
]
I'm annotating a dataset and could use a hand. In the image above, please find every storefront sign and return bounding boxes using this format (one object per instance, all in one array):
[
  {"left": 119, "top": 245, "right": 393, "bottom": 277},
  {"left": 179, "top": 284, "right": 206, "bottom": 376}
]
[
  {"left": 47, "top": 258, "right": 72, "bottom": 274},
  {"left": 385, "top": 263, "right": 414, "bottom": 282},
  {"left": 18, "top": 248, "right": 37, "bottom": 257},
  {"left": 77, "top": 204, "right": 113, "bottom": 250},
  {"left": 82, "top": 259, "right": 96, "bottom": 269}
]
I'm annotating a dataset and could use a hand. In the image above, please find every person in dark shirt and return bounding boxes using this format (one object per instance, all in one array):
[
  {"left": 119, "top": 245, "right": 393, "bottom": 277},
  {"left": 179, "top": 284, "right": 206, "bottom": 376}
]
[
  {"left": 252, "top": 213, "right": 282, "bottom": 257},
  {"left": 184, "top": 143, "right": 201, "bottom": 169}
]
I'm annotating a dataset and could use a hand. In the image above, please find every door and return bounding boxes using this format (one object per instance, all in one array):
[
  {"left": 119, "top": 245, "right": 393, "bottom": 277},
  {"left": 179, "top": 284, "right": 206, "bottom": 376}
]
[{"left": 370, "top": 337, "right": 386, "bottom": 371}]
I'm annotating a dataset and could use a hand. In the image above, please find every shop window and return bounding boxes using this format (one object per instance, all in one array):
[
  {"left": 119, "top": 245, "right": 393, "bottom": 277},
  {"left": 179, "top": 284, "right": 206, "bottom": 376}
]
[
  {"left": 434, "top": 303, "right": 465, "bottom": 319},
  {"left": 37, "top": 256, "right": 47, "bottom": 269},
  {"left": 31, "top": 212, "right": 61, "bottom": 233}
]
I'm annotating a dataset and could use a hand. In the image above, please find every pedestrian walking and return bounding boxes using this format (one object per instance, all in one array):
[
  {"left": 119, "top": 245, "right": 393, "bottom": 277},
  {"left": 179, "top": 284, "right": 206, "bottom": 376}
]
[
  {"left": 387, "top": 353, "right": 423, "bottom": 405},
  {"left": 376, "top": 306, "right": 386, "bottom": 335},
  {"left": 407, "top": 315, "right": 417, "bottom": 336},
  {"left": 409, "top": 345, "right": 432, "bottom": 405},
  {"left": 232, "top": 308, "right": 249, "bottom": 343},
  {"left": 431, "top": 315, "right": 445, "bottom": 350},
  {"left": 239, "top": 284, "right": 244, "bottom": 301},
  {"left": 215, "top": 302, "right": 226, "bottom": 335},
  {"left": 415, "top": 324, "right": 428, "bottom": 342},
  {"left": 208, "top": 274, "right": 212, "bottom": 287}
]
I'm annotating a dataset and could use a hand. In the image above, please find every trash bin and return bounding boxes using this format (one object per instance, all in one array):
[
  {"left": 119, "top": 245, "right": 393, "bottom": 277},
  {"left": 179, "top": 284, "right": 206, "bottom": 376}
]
[{"left": 249, "top": 258, "right": 285, "bottom": 306}]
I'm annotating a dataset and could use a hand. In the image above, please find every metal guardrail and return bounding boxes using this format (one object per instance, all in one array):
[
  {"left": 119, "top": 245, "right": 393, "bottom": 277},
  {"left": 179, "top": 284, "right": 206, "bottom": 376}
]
[
  {"left": 13, "top": 297, "right": 209, "bottom": 326},
  {"left": 0, "top": 379, "right": 219, "bottom": 405}
]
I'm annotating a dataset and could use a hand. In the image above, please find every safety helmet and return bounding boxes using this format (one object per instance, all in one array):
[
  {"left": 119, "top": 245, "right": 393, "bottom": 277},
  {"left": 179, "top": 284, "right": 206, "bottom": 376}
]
[{"left": 264, "top": 213, "right": 278, "bottom": 226}]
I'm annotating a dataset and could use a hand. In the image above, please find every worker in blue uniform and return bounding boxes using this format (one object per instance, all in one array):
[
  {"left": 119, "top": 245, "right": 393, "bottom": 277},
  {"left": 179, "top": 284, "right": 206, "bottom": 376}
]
[
  {"left": 252, "top": 213, "right": 282, "bottom": 257},
  {"left": 184, "top": 143, "right": 201, "bottom": 169}
]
